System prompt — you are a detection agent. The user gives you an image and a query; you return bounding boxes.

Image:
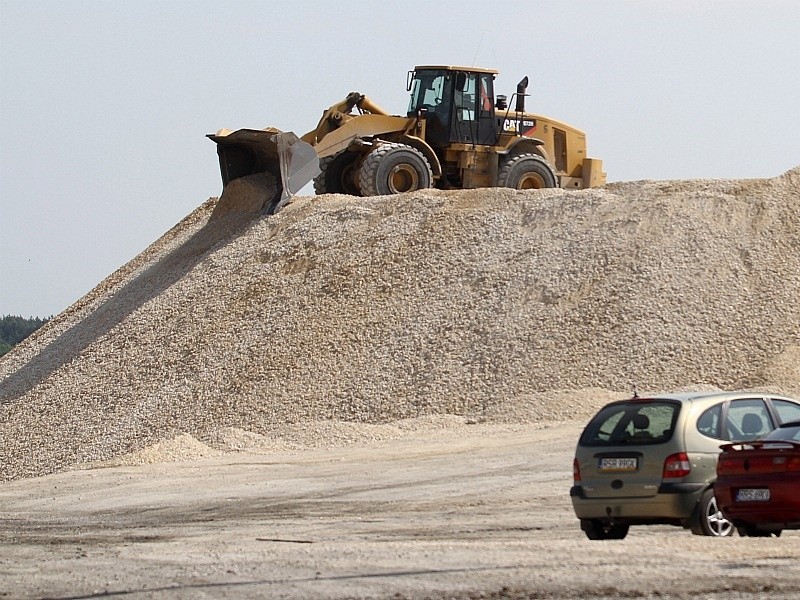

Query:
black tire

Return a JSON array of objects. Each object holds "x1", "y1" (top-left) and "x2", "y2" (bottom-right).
[
  {"x1": 580, "y1": 519, "x2": 629, "y2": 540},
  {"x1": 313, "y1": 151, "x2": 361, "y2": 196},
  {"x1": 497, "y1": 153, "x2": 557, "y2": 189},
  {"x1": 692, "y1": 489, "x2": 734, "y2": 537},
  {"x1": 737, "y1": 525, "x2": 780, "y2": 537},
  {"x1": 359, "y1": 142, "x2": 433, "y2": 196}
]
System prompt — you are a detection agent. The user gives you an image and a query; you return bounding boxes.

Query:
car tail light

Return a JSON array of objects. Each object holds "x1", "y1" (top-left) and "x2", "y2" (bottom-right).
[
  {"x1": 786, "y1": 456, "x2": 800, "y2": 471},
  {"x1": 717, "y1": 454, "x2": 736, "y2": 475},
  {"x1": 573, "y1": 457, "x2": 581, "y2": 482},
  {"x1": 663, "y1": 452, "x2": 691, "y2": 478}
]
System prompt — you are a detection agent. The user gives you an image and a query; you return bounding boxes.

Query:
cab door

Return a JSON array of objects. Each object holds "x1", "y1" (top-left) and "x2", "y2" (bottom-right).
[{"x1": 450, "y1": 72, "x2": 497, "y2": 146}]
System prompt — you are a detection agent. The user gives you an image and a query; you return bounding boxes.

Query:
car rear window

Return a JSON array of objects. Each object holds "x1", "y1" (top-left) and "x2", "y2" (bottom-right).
[{"x1": 579, "y1": 400, "x2": 680, "y2": 447}]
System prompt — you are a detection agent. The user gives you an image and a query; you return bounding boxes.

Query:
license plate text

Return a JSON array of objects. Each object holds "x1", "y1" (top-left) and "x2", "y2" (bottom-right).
[
  {"x1": 599, "y1": 457, "x2": 638, "y2": 471},
  {"x1": 736, "y1": 488, "x2": 770, "y2": 502}
]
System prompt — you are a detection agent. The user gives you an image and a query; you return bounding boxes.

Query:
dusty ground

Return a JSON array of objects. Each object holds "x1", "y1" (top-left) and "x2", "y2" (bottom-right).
[{"x1": 2, "y1": 422, "x2": 799, "y2": 600}]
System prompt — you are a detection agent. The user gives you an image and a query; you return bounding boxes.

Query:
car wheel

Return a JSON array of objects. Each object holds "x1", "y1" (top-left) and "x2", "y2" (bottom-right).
[
  {"x1": 580, "y1": 519, "x2": 629, "y2": 540},
  {"x1": 693, "y1": 489, "x2": 734, "y2": 536}
]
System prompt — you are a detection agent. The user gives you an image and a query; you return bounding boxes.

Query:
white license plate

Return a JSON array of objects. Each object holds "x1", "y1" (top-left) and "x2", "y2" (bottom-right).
[
  {"x1": 599, "y1": 457, "x2": 638, "y2": 472},
  {"x1": 736, "y1": 488, "x2": 770, "y2": 502}
]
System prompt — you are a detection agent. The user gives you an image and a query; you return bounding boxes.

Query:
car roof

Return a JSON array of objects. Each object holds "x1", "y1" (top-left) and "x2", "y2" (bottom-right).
[{"x1": 627, "y1": 391, "x2": 798, "y2": 405}]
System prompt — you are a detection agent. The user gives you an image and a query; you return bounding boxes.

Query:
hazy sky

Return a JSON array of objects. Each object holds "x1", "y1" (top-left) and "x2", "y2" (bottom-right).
[{"x1": 2, "y1": 0, "x2": 799, "y2": 318}]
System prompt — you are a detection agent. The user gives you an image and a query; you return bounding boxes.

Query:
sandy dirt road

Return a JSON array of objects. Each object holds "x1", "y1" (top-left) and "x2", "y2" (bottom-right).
[{"x1": 2, "y1": 422, "x2": 799, "y2": 599}]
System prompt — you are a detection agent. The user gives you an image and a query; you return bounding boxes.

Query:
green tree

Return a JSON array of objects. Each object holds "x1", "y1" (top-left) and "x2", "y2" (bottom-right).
[{"x1": 0, "y1": 315, "x2": 50, "y2": 357}]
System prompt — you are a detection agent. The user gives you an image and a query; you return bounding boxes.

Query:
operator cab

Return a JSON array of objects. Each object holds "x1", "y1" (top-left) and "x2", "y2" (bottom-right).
[{"x1": 407, "y1": 66, "x2": 499, "y2": 148}]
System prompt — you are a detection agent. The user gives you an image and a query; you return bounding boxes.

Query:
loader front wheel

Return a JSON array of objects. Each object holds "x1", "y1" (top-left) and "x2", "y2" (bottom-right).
[
  {"x1": 497, "y1": 153, "x2": 557, "y2": 190},
  {"x1": 359, "y1": 142, "x2": 433, "y2": 196},
  {"x1": 314, "y1": 151, "x2": 361, "y2": 196}
]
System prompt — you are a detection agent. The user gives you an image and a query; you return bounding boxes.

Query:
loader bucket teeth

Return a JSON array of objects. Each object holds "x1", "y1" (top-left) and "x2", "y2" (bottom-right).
[{"x1": 207, "y1": 128, "x2": 320, "y2": 214}]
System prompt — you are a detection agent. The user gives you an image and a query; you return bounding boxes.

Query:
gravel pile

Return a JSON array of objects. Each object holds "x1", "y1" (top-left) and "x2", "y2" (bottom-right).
[{"x1": 2, "y1": 168, "x2": 799, "y2": 481}]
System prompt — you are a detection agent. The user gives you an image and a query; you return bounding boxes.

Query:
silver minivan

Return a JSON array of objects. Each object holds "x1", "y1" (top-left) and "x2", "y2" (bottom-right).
[{"x1": 570, "y1": 390, "x2": 800, "y2": 540}]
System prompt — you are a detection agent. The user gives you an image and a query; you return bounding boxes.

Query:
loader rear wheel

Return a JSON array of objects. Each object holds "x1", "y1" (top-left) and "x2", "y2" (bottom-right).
[
  {"x1": 314, "y1": 151, "x2": 361, "y2": 196},
  {"x1": 359, "y1": 142, "x2": 433, "y2": 196},
  {"x1": 497, "y1": 153, "x2": 557, "y2": 190}
]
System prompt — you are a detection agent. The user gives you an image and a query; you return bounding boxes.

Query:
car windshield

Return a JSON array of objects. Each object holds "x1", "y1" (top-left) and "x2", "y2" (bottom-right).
[
  {"x1": 763, "y1": 423, "x2": 800, "y2": 442},
  {"x1": 579, "y1": 400, "x2": 680, "y2": 446}
]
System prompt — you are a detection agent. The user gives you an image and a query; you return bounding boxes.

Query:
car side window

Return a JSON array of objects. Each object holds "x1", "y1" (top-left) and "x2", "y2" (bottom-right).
[
  {"x1": 772, "y1": 399, "x2": 800, "y2": 424},
  {"x1": 725, "y1": 399, "x2": 773, "y2": 441},
  {"x1": 697, "y1": 403, "x2": 722, "y2": 438}
]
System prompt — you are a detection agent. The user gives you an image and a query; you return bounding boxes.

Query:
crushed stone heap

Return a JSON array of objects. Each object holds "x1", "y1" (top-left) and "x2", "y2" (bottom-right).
[{"x1": 2, "y1": 168, "x2": 799, "y2": 481}]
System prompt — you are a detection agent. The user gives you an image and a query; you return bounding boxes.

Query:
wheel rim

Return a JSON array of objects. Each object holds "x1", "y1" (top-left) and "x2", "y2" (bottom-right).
[
  {"x1": 706, "y1": 495, "x2": 733, "y2": 536},
  {"x1": 518, "y1": 172, "x2": 547, "y2": 189},
  {"x1": 388, "y1": 164, "x2": 419, "y2": 193}
]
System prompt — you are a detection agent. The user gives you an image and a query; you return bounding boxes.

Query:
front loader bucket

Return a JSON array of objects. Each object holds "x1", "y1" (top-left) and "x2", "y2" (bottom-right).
[{"x1": 207, "y1": 128, "x2": 320, "y2": 214}]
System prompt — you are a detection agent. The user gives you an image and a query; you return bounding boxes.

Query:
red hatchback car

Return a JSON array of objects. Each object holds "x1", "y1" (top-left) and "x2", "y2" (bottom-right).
[{"x1": 715, "y1": 420, "x2": 800, "y2": 537}]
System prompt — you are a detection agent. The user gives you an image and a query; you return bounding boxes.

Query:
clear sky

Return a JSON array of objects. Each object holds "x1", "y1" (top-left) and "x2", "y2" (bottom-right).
[{"x1": 1, "y1": 0, "x2": 799, "y2": 318}]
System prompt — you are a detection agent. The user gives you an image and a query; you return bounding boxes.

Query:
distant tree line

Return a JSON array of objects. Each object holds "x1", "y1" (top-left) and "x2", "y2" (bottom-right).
[{"x1": 0, "y1": 315, "x2": 50, "y2": 357}]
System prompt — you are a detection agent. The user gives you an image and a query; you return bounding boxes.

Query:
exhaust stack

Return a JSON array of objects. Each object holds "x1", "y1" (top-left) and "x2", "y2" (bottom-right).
[{"x1": 515, "y1": 76, "x2": 529, "y2": 113}]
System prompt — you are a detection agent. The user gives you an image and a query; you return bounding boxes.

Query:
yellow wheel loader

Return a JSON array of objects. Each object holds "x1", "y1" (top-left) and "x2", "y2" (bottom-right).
[{"x1": 208, "y1": 65, "x2": 606, "y2": 213}]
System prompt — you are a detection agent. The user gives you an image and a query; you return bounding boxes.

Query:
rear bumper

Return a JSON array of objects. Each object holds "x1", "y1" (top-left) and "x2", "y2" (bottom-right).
[
  {"x1": 716, "y1": 479, "x2": 800, "y2": 528},
  {"x1": 720, "y1": 505, "x2": 800, "y2": 527},
  {"x1": 731, "y1": 516, "x2": 800, "y2": 530},
  {"x1": 570, "y1": 483, "x2": 705, "y2": 523}
]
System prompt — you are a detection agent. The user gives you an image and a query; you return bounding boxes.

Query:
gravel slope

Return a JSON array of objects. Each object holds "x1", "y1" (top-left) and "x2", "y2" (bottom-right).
[{"x1": 1, "y1": 168, "x2": 799, "y2": 482}]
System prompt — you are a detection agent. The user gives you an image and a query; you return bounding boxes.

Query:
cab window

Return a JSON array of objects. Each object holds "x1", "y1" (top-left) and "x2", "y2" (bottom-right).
[
  {"x1": 453, "y1": 72, "x2": 476, "y2": 122},
  {"x1": 407, "y1": 70, "x2": 449, "y2": 114}
]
